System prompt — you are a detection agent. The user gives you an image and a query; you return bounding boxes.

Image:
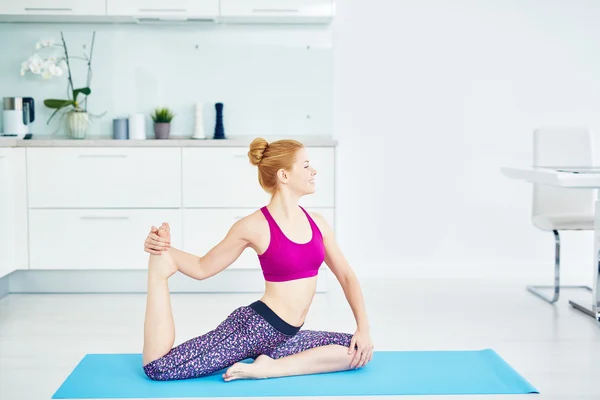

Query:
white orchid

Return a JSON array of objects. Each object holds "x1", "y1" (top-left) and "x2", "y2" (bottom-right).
[
  {"x1": 28, "y1": 53, "x2": 43, "y2": 74},
  {"x1": 48, "y1": 63, "x2": 63, "y2": 77},
  {"x1": 36, "y1": 39, "x2": 55, "y2": 49},
  {"x1": 20, "y1": 50, "x2": 65, "y2": 79},
  {"x1": 21, "y1": 31, "x2": 99, "y2": 127},
  {"x1": 20, "y1": 60, "x2": 28, "y2": 76}
]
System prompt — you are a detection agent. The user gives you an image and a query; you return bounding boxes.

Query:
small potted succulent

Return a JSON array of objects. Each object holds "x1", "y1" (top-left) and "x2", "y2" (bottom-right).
[{"x1": 151, "y1": 107, "x2": 175, "y2": 139}]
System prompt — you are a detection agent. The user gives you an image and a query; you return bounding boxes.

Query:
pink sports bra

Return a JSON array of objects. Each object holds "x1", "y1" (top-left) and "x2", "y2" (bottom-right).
[{"x1": 258, "y1": 205, "x2": 325, "y2": 282}]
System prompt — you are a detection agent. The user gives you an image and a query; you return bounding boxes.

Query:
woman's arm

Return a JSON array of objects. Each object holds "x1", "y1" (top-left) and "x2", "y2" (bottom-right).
[
  {"x1": 310, "y1": 213, "x2": 370, "y2": 331},
  {"x1": 144, "y1": 218, "x2": 253, "y2": 281},
  {"x1": 311, "y1": 212, "x2": 373, "y2": 368}
]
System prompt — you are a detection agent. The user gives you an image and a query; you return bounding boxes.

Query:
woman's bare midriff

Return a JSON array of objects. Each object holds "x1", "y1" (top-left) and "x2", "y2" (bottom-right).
[{"x1": 259, "y1": 276, "x2": 318, "y2": 327}]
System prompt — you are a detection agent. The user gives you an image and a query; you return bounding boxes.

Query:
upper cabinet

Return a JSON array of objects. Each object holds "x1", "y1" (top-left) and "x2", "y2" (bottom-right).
[
  {"x1": 106, "y1": 0, "x2": 220, "y2": 21},
  {"x1": 0, "y1": 0, "x2": 105, "y2": 15},
  {"x1": 219, "y1": 0, "x2": 334, "y2": 23},
  {"x1": 0, "y1": 0, "x2": 334, "y2": 24}
]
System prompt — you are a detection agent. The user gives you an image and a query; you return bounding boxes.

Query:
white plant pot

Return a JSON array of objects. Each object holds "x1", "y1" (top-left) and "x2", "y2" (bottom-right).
[{"x1": 67, "y1": 110, "x2": 89, "y2": 139}]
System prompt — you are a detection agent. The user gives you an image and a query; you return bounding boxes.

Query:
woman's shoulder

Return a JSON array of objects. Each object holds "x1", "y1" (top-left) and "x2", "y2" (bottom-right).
[
  {"x1": 306, "y1": 210, "x2": 333, "y2": 239},
  {"x1": 231, "y1": 209, "x2": 269, "y2": 241}
]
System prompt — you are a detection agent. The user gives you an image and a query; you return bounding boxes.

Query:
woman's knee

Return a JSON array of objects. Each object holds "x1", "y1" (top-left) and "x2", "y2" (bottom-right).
[
  {"x1": 143, "y1": 362, "x2": 169, "y2": 381},
  {"x1": 142, "y1": 353, "x2": 177, "y2": 381}
]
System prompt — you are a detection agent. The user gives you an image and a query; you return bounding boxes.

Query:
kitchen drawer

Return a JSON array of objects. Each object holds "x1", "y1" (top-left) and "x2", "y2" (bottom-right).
[
  {"x1": 27, "y1": 148, "x2": 181, "y2": 208},
  {"x1": 182, "y1": 147, "x2": 334, "y2": 208},
  {"x1": 182, "y1": 208, "x2": 334, "y2": 271},
  {"x1": 28, "y1": 209, "x2": 182, "y2": 270}
]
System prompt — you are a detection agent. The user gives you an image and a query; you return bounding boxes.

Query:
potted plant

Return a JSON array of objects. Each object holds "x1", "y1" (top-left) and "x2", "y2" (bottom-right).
[
  {"x1": 151, "y1": 107, "x2": 175, "y2": 139},
  {"x1": 21, "y1": 31, "x2": 102, "y2": 139}
]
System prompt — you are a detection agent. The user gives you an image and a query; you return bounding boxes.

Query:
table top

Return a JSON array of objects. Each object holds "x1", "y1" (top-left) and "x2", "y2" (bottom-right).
[{"x1": 501, "y1": 166, "x2": 600, "y2": 188}]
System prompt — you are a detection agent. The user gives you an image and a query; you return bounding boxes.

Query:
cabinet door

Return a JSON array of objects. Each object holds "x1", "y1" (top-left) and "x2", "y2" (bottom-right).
[
  {"x1": 0, "y1": 149, "x2": 16, "y2": 278},
  {"x1": 182, "y1": 147, "x2": 334, "y2": 208},
  {"x1": 107, "y1": 0, "x2": 219, "y2": 18},
  {"x1": 182, "y1": 147, "x2": 270, "y2": 209},
  {"x1": 219, "y1": 0, "x2": 334, "y2": 22},
  {"x1": 28, "y1": 209, "x2": 182, "y2": 270},
  {"x1": 11, "y1": 149, "x2": 29, "y2": 271},
  {"x1": 27, "y1": 148, "x2": 181, "y2": 209},
  {"x1": 0, "y1": 0, "x2": 106, "y2": 15}
]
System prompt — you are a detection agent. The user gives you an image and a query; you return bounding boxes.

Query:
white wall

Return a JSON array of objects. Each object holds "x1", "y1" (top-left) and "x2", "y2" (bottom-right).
[
  {"x1": 0, "y1": 23, "x2": 333, "y2": 138},
  {"x1": 332, "y1": 0, "x2": 600, "y2": 283},
  {"x1": 3, "y1": 1, "x2": 600, "y2": 285}
]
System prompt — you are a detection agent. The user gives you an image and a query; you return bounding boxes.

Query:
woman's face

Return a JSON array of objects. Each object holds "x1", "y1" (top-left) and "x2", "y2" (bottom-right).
[{"x1": 280, "y1": 147, "x2": 317, "y2": 196}]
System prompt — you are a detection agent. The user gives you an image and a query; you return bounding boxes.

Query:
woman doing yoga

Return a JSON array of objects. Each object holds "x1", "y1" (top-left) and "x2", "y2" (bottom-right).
[{"x1": 141, "y1": 137, "x2": 373, "y2": 382}]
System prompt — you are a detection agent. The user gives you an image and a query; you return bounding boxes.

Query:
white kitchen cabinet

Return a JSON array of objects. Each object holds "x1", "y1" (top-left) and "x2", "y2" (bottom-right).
[
  {"x1": 12, "y1": 149, "x2": 29, "y2": 272},
  {"x1": 1, "y1": 139, "x2": 337, "y2": 294},
  {"x1": 182, "y1": 147, "x2": 270, "y2": 209},
  {"x1": 182, "y1": 147, "x2": 335, "y2": 208},
  {"x1": 27, "y1": 148, "x2": 181, "y2": 209},
  {"x1": 28, "y1": 209, "x2": 182, "y2": 270},
  {"x1": 182, "y1": 207, "x2": 334, "y2": 271},
  {"x1": 219, "y1": 0, "x2": 334, "y2": 23},
  {"x1": 0, "y1": 149, "x2": 16, "y2": 279},
  {"x1": 0, "y1": 0, "x2": 106, "y2": 15},
  {"x1": 107, "y1": 0, "x2": 219, "y2": 19}
]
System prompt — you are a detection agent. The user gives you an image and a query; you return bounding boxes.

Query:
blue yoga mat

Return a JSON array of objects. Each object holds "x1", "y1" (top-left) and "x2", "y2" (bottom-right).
[{"x1": 52, "y1": 349, "x2": 538, "y2": 398}]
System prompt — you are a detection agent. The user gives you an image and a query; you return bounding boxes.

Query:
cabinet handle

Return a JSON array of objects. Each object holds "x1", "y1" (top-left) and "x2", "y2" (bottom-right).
[
  {"x1": 24, "y1": 7, "x2": 73, "y2": 12},
  {"x1": 139, "y1": 8, "x2": 187, "y2": 12},
  {"x1": 80, "y1": 216, "x2": 130, "y2": 220},
  {"x1": 79, "y1": 154, "x2": 128, "y2": 158},
  {"x1": 252, "y1": 8, "x2": 300, "y2": 13}
]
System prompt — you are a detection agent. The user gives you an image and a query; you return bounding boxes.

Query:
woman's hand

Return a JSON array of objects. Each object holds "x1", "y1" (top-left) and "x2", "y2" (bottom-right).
[
  {"x1": 348, "y1": 327, "x2": 374, "y2": 369},
  {"x1": 144, "y1": 223, "x2": 171, "y2": 255}
]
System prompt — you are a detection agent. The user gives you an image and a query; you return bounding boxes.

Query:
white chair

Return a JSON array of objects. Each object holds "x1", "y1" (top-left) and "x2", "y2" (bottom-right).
[{"x1": 530, "y1": 127, "x2": 594, "y2": 303}]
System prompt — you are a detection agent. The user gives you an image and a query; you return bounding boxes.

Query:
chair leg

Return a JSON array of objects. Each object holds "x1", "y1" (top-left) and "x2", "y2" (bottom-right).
[{"x1": 526, "y1": 230, "x2": 592, "y2": 304}]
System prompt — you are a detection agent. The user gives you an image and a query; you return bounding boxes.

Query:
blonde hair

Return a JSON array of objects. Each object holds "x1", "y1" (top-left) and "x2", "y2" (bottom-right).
[{"x1": 248, "y1": 137, "x2": 304, "y2": 195}]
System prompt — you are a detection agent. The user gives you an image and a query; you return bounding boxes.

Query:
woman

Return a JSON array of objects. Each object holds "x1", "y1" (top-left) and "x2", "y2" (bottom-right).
[{"x1": 142, "y1": 137, "x2": 373, "y2": 382}]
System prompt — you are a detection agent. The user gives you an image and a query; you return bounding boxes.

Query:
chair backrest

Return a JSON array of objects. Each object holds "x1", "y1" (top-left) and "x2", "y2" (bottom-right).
[{"x1": 532, "y1": 127, "x2": 596, "y2": 218}]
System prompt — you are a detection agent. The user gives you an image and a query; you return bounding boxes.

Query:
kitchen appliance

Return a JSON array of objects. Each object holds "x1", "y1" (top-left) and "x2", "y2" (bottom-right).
[{"x1": 2, "y1": 97, "x2": 35, "y2": 137}]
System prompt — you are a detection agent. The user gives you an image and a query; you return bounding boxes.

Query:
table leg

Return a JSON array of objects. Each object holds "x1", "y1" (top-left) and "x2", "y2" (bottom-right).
[{"x1": 568, "y1": 198, "x2": 600, "y2": 324}]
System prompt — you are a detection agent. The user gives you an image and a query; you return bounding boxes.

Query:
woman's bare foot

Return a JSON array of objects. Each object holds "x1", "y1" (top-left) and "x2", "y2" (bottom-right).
[
  {"x1": 148, "y1": 223, "x2": 177, "y2": 280},
  {"x1": 222, "y1": 354, "x2": 274, "y2": 382}
]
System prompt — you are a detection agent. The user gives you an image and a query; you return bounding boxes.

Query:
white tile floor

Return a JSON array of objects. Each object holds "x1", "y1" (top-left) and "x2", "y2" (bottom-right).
[{"x1": 0, "y1": 278, "x2": 599, "y2": 400}]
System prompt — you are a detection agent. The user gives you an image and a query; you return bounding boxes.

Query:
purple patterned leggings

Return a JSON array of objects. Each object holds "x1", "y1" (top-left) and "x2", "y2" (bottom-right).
[{"x1": 143, "y1": 301, "x2": 353, "y2": 381}]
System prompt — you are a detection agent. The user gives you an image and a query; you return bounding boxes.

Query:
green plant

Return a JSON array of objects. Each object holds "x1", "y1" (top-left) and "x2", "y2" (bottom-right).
[
  {"x1": 40, "y1": 31, "x2": 96, "y2": 124},
  {"x1": 151, "y1": 107, "x2": 175, "y2": 123}
]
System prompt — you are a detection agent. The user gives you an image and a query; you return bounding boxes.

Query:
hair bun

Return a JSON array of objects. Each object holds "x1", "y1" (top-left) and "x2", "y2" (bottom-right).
[{"x1": 248, "y1": 137, "x2": 269, "y2": 166}]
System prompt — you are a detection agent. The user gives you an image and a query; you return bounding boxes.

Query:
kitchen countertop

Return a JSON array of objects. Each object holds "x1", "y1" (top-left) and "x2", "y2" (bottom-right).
[{"x1": 0, "y1": 135, "x2": 337, "y2": 147}]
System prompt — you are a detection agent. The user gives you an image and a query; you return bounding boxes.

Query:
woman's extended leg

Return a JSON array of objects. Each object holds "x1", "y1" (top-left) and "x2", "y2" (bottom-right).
[
  {"x1": 142, "y1": 226, "x2": 178, "y2": 366},
  {"x1": 223, "y1": 330, "x2": 355, "y2": 381}
]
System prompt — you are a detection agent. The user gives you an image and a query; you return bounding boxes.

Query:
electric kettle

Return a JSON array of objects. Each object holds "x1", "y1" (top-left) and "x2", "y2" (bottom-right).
[{"x1": 2, "y1": 97, "x2": 35, "y2": 136}]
